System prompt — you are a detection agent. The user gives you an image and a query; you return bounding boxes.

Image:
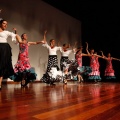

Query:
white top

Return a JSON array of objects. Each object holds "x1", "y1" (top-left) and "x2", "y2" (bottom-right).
[
  {"x1": 0, "y1": 30, "x2": 16, "y2": 43},
  {"x1": 60, "y1": 47, "x2": 72, "y2": 57},
  {"x1": 42, "y1": 43, "x2": 61, "y2": 55}
]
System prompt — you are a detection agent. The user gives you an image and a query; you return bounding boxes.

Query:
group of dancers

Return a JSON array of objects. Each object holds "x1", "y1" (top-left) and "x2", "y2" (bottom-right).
[
  {"x1": 0, "y1": 10, "x2": 120, "y2": 90},
  {"x1": 39, "y1": 31, "x2": 120, "y2": 85}
]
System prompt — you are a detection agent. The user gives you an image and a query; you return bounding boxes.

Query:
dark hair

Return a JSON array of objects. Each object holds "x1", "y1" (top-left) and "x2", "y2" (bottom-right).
[
  {"x1": 21, "y1": 33, "x2": 26, "y2": 39},
  {"x1": 0, "y1": 19, "x2": 6, "y2": 25},
  {"x1": 76, "y1": 49, "x2": 81, "y2": 55},
  {"x1": 49, "y1": 39, "x2": 54, "y2": 45},
  {"x1": 63, "y1": 44, "x2": 66, "y2": 47}
]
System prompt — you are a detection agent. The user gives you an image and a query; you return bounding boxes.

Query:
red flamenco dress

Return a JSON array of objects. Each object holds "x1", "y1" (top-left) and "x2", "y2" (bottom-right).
[
  {"x1": 104, "y1": 57, "x2": 116, "y2": 79},
  {"x1": 88, "y1": 55, "x2": 101, "y2": 81},
  {"x1": 9, "y1": 43, "x2": 37, "y2": 83}
]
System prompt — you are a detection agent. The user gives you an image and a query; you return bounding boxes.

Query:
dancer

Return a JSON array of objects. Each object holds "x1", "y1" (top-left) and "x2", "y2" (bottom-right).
[
  {"x1": 74, "y1": 46, "x2": 92, "y2": 82},
  {"x1": 9, "y1": 29, "x2": 45, "y2": 87},
  {"x1": 86, "y1": 42, "x2": 103, "y2": 82},
  {"x1": 60, "y1": 43, "x2": 76, "y2": 84},
  {"x1": 0, "y1": 19, "x2": 23, "y2": 90},
  {"x1": 60, "y1": 43, "x2": 73, "y2": 71},
  {"x1": 41, "y1": 31, "x2": 61, "y2": 85},
  {"x1": 101, "y1": 51, "x2": 120, "y2": 80}
]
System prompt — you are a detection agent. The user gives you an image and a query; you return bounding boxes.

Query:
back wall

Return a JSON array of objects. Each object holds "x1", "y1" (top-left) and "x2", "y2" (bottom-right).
[{"x1": 1, "y1": 0, "x2": 81, "y2": 80}]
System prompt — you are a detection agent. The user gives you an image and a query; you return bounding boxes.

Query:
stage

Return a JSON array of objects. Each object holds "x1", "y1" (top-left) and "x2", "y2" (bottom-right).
[{"x1": 0, "y1": 81, "x2": 120, "y2": 120}]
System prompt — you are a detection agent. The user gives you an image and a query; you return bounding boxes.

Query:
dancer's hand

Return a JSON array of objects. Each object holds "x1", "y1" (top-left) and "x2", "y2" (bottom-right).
[
  {"x1": 41, "y1": 40, "x2": 46, "y2": 44},
  {"x1": 13, "y1": 28, "x2": 17, "y2": 31},
  {"x1": 44, "y1": 30, "x2": 47, "y2": 34}
]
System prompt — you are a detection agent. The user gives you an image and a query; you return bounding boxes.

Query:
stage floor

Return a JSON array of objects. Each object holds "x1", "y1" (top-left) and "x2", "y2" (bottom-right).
[{"x1": 0, "y1": 81, "x2": 120, "y2": 120}]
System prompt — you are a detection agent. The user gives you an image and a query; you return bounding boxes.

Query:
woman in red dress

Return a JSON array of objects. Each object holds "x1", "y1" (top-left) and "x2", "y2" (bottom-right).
[
  {"x1": 86, "y1": 42, "x2": 103, "y2": 82},
  {"x1": 9, "y1": 30, "x2": 45, "y2": 87},
  {"x1": 101, "y1": 51, "x2": 120, "y2": 80},
  {"x1": 74, "y1": 47, "x2": 92, "y2": 82}
]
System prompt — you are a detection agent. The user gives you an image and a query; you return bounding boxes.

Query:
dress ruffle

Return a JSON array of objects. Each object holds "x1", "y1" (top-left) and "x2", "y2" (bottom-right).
[
  {"x1": 105, "y1": 76, "x2": 116, "y2": 79},
  {"x1": 9, "y1": 68, "x2": 37, "y2": 82},
  {"x1": 88, "y1": 75, "x2": 101, "y2": 80},
  {"x1": 77, "y1": 66, "x2": 92, "y2": 75}
]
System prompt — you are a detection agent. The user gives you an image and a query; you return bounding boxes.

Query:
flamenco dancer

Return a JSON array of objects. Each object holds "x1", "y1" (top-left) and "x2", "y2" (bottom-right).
[
  {"x1": 9, "y1": 29, "x2": 45, "y2": 87},
  {"x1": 41, "y1": 31, "x2": 61, "y2": 85},
  {"x1": 74, "y1": 46, "x2": 92, "y2": 82},
  {"x1": 60, "y1": 43, "x2": 76, "y2": 84},
  {"x1": 101, "y1": 51, "x2": 120, "y2": 81},
  {"x1": 60, "y1": 43, "x2": 74, "y2": 71},
  {"x1": 0, "y1": 18, "x2": 24, "y2": 90},
  {"x1": 86, "y1": 42, "x2": 103, "y2": 82}
]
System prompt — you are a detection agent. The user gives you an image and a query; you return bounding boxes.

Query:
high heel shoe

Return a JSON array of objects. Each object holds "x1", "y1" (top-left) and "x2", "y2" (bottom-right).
[
  {"x1": 50, "y1": 81, "x2": 56, "y2": 85},
  {"x1": 24, "y1": 79, "x2": 29, "y2": 87},
  {"x1": 64, "y1": 79, "x2": 67, "y2": 84},
  {"x1": 21, "y1": 80, "x2": 26, "y2": 87}
]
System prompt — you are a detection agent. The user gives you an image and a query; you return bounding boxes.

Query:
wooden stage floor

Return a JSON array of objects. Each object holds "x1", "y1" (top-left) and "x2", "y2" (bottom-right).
[{"x1": 0, "y1": 81, "x2": 120, "y2": 120}]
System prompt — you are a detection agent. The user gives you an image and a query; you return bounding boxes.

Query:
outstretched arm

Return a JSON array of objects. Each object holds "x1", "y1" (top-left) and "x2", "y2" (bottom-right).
[
  {"x1": 112, "y1": 57, "x2": 120, "y2": 61},
  {"x1": 82, "y1": 53, "x2": 89, "y2": 56},
  {"x1": 28, "y1": 41, "x2": 45, "y2": 45},
  {"x1": 29, "y1": 30, "x2": 47, "y2": 45}
]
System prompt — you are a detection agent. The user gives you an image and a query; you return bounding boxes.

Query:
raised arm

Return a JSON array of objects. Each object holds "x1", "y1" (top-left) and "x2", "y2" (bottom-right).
[
  {"x1": 72, "y1": 41, "x2": 77, "y2": 49},
  {"x1": 57, "y1": 38, "x2": 63, "y2": 47},
  {"x1": 12, "y1": 28, "x2": 25, "y2": 44},
  {"x1": 43, "y1": 30, "x2": 47, "y2": 43},
  {"x1": 100, "y1": 51, "x2": 104, "y2": 57},
  {"x1": 100, "y1": 51, "x2": 107, "y2": 59},
  {"x1": 86, "y1": 42, "x2": 90, "y2": 55},
  {"x1": 13, "y1": 28, "x2": 17, "y2": 34},
  {"x1": 12, "y1": 28, "x2": 23, "y2": 43},
  {"x1": 71, "y1": 41, "x2": 78, "y2": 53}
]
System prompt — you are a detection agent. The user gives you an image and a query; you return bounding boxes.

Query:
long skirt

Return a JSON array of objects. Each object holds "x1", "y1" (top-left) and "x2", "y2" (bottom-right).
[
  {"x1": 60, "y1": 56, "x2": 69, "y2": 71},
  {"x1": 46, "y1": 55, "x2": 59, "y2": 72},
  {"x1": 41, "y1": 55, "x2": 59, "y2": 83},
  {"x1": 0, "y1": 43, "x2": 14, "y2": 78}
]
